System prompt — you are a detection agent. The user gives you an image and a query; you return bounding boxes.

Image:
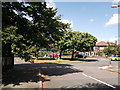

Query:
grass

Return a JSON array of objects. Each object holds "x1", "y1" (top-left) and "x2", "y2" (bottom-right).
[
  {"x1": 34, "y1": 59, "x2": 85, "y2": 63},
  {"x1": 17, "y1": 58, "x2": 85, "y2": 63}
]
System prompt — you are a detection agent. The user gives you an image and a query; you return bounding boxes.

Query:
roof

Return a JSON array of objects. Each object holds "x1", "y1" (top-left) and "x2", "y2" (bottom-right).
[
  {"x1": 96, "y1": 41, "x2": 108, "y2": 46},
  {"x1": 96, "y1": 41, "x2": 116, "y2": 46}
]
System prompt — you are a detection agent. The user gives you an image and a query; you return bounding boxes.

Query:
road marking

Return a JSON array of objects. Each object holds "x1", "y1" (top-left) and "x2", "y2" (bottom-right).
[{"x1": 82, "y1": 73, "x2": 116, "y2": 88}]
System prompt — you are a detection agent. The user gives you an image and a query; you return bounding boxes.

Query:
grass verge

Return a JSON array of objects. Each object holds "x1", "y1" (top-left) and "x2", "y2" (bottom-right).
[
  {"x1": 17, "y1": 58, "x2": 85, "y2": 63},
  {"x1": 34, "y1": 59, "x2": 85, "y2": 63}
]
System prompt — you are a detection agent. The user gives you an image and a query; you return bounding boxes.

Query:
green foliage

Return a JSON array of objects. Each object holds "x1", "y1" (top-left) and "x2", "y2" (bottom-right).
[
  {"x1": 103, "y1": 46, "x2": 114, "y2": 56},
  {"x1": 2, "y1": 2, "x2": 69, "y2": 61},
  {"x1": 114, "y1": 45, "x2": 120, "y2": 55},
  {"x1": 97, "y1": 52, "x2": 104, "y2": 56},
  {"x1": 81, "y1": 32, "x2": 97, "y2": 51},
  {"x1": 37, "y1": 51, "x2": 52, "y2": 57},
  {"x1": 28, "y1": 59, "x2": 34, "y2": 63},
  {"x1": 55, "y1": 31, "x2": 97, "y2": 59},
  {"x1": 103, "y1": 45, "x2": 120, "y2": 56}
]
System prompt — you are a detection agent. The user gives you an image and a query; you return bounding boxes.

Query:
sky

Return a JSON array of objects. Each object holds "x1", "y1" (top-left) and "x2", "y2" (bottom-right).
[{"x1": 46, "y1": 0, "x2": 119, "y2": 43}]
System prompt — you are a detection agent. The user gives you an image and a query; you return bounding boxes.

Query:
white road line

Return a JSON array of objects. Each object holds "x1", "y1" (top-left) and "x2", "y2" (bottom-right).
[{"x1": 82, "y1": 73, "x2": 116, "y2": 88}]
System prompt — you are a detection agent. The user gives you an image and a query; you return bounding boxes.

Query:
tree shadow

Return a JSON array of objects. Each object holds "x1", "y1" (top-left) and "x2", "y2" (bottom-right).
[
  {"x1": 2, "y1": 63, "x2": 82, "y2": 87},
  {"x1": 2, "y1": 63, "x2": 40, "y2": 86},
  {"x1": 36, "y1": 57, "x2": 98, "y2": 62},
  {"x1": 81, "y1": 59, "x2": 98, "y2": 62},
  {"x1": 61, "y1": 83, "x2": 119, "y2": 90},
  {"x1": 61, "y1": 58, "x2": 98, "y2": 62},
  {"x1": 37, "y1": 58, "x2": 54, "y2": 60},
  {"x1": 36, "y1": 63, "x2": 83, "y2": 76}
]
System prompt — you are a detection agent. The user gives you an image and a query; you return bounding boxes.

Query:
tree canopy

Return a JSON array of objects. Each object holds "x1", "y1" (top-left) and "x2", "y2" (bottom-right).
[
  {"x1": 55, "y1": 30, "x2": 97, "y2": 59},
  {"x1": 2, "y1": 2, "x2": 70, "y2": 61},
  {"x1": 103, "y1": 44, "x2": 120, "y2": 56}
]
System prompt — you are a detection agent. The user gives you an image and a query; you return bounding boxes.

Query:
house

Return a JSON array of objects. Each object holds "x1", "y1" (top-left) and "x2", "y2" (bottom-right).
[
  {"x1": 93, "y1": 41, "x2": 116, "y2": 56},
  {"x1": 94, "y1": 41, "x2": 116, "y2": 51},
  {"x1": 94, "y1": 41, "x2": 108, "y2": 51},
  {"x1": 83, "y1": 41, "x2": 116, "y2": 56}
]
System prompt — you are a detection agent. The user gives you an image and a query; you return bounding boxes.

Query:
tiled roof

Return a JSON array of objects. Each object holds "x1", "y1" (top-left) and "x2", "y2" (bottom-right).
[
  {"x1": 96, "y1": 41, "x2": 116, "y2": 46},
  {"x1": 96, "y1": 41, "x2": 108, "y2": 46}
]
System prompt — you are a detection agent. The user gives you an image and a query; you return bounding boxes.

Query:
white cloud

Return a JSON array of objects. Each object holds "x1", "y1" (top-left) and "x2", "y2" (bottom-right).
[
  {"x1": 59, "y1": 19, "x2": 73, "y2": 28},
  {"x1": 45, "y1": 0, "x2": 56, "y2": 9},
  {"x1": 113, "y1": 0, "x2": 120, "y2": 3},
  {"x1": 90, "y1": 19, "x2": 94, "y2": 22},
  {"x1": 105, "y1": 14, "x2": 119, "y2": 26}
]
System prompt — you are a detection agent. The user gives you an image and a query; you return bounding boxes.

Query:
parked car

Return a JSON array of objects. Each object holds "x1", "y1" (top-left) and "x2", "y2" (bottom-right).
[
  {"x1": 52, "y1": 53, "x2": 59, "y2": 59},
  {"x1": 75, "y1": 54, "x2": 87, "y2": 58},
  {"x1": 109, "y1": 55, "x2": 120, "y2": 61}
]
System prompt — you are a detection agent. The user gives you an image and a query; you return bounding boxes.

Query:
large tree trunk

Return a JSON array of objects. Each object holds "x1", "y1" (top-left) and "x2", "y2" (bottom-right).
[
  {"x1": 59, "y1": 50, "x2": 63, "y2": 59},
  {"x1": 2, "y1": 43, "x2": 14, "y2": 72},
  {"x1": 52, "y1": 52, "x2": 54, "y2": 59},
  {"x1": 90, "y1": 47, "x2": 92, "y2": 56},
  {"x1": 35, "y1": 46, "x2": 39, "y2": 59}
]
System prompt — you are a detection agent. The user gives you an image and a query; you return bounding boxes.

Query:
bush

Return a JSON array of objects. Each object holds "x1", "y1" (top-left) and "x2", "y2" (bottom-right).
[
  {"x1": 97, "y1": 52, "x2": 104, "y2": 56},
  {"x1": 63, "y1": 53, "x2": 72, "y2": 55},
  {"x1": 28, "y1": 59, "x2": 34, "y2": 63}
]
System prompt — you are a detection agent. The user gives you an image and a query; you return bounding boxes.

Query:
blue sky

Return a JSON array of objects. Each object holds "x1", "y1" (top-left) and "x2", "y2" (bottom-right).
[{"x1": 52, "y1": 2, "x2": 118, "y2": 43}]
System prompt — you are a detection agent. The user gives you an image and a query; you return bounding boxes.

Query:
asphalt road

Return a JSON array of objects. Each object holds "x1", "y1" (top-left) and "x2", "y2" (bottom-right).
[
  {"x1": 41, "y1": 58, "x2": 119, "y2": 89},
  {"x1": 8, "y1": 57, "x2": 119, "y2": 89}
]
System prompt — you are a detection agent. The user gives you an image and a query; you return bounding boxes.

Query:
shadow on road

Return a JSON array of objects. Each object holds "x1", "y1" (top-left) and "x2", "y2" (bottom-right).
[
  {"x1": 37, "y1": 58, "x2": 54, "y2": 60},
  {"x1": 2, "y1": 63, "x2": 82, "y2": 87},
  {"x1": 61, "y1": 83, "x2": 119, "y2": 90},
  {"x1": 83, "y1": 59, "x2": 98, "y2": 62},
  {"x1": 2, "y1": 63, "x2": 40, "y2": 87},
  {"x1": 37, "y1": 58, "x2": 98, "y2": 62},
  {"x1": 61, "y1": 58, "x2": 98, "y2": 62},
  {"x1": 36, "y1": 63, "x2": 83, "y2": 76}
]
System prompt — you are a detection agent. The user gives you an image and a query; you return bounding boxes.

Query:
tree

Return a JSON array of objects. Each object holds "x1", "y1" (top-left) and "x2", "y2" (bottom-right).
[
  {"x1": 80, "y1": 33, "x2": 97, "y2": 54},
  {"x1": 54, "y1": 30, "x2": 72, "y2": 58},
  {"x1": 55, "y1": 31, "x2": 97, "y2": 59},
  {"x1": 2, "y1": 2, "x2": 69, "y2": 61},
  {"x1": 103, "y1": 44, "x2": 120, "y2": 56},
  {"x1": 114, "y1": 45, "x2": 120, "y2": 55},
  {"x1": 103, "y1": 46, "x2": 114, "y2": 56}
]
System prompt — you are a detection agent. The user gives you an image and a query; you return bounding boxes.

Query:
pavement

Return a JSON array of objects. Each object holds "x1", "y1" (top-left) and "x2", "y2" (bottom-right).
[
  {"x1": 98, "y1": 58, "x2": 119, "y2": 73},
  {"x1": 2, "y1": 59, "x2": 42, "y2": 90},
  {"x1": 86, "y1": 57, "x2": 119, "y2": 73},
  {"x1": 99, "y1": 65, "x2": 119, "y2": 73}
]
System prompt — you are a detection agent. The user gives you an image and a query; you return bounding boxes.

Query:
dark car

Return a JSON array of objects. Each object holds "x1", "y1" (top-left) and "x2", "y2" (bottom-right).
[{"x1": 75, "y1": 54, "x2": 87, "y2": 58}]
